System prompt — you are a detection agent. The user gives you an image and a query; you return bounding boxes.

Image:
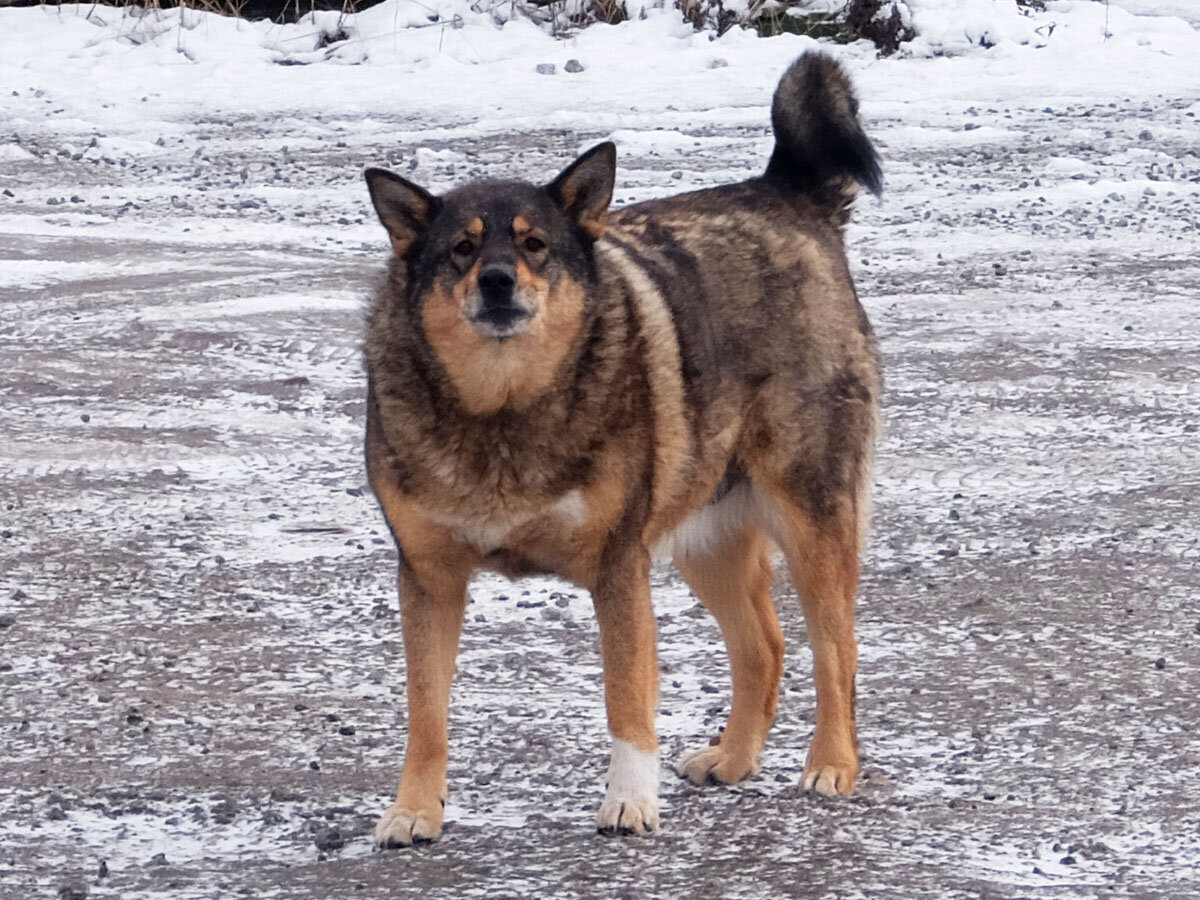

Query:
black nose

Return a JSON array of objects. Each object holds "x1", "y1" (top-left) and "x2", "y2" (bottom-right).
[{"x1": 478, "y1": 265, "x2": 516, "y2": 307}]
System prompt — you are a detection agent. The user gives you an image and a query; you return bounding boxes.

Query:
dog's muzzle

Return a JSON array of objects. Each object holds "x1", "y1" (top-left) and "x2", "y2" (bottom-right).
[{"x1": 470, "y1": 264, "x2": 533, "y2": 339}]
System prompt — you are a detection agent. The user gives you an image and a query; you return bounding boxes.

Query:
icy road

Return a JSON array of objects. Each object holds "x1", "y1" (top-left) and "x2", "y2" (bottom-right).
[{"x1": 1, "y1": 2, "x2": 1199, "y2": 897}]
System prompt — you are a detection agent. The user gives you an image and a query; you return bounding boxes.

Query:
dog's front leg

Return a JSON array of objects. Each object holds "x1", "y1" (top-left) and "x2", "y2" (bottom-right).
[
  {"x1": 591, "y1": 545, "x2": 661, "y2": 835},
  {"x1": 375, "y1": 563, "x2": 470, "y2": 847}
]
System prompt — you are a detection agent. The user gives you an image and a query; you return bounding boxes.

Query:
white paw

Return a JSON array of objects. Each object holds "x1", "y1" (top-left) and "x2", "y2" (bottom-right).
[
  {"x1": 597, "y1": 793, "x2": 660, "y2": 835},
  {"x1": 374, "y1": 803, "x2": 442, "y2": 848},
  {"x1": 596, "y1": 739, "x2": 660, "y2": 835}
]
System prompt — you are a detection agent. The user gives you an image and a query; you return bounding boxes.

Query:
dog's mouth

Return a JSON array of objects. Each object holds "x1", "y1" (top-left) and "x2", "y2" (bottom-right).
[{"x1": 469, "y1": 304, "x2": 534, "y2": 340}]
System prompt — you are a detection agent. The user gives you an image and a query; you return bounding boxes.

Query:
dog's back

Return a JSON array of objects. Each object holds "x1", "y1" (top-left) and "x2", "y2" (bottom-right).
[{"x1": 594, "y1": 54, "x2": 882, "y2": 552}]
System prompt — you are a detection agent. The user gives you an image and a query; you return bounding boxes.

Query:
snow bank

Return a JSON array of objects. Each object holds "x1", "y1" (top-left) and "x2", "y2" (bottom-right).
[
  {"x1": 1, "y1": 0, "x2": 1196, "y2": 73},
  {"x1": 0, "y1": 0, "x2": 1196, "y2": 168}
]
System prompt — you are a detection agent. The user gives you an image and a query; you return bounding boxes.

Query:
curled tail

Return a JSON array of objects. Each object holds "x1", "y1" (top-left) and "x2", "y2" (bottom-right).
[{"x1": 764, "y1": 53, "x2": 881, "y2": 226}]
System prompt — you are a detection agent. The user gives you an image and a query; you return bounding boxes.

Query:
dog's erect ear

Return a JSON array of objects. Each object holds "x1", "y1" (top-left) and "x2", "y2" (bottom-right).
[
  {"x1": 546, "y1": 142, "x2": 616, "y2": 241},
  {"x1": 364, "y1": 167, "x2": 439, "y2": 257}
]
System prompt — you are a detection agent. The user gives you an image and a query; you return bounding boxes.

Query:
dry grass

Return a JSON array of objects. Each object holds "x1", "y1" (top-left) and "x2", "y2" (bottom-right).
[
  {"x1": 23, "y1": 0, "x2": 367, "y2": 23},
  {"x1": 14, "y1": 0, "x2": 919, "y2": 51}
]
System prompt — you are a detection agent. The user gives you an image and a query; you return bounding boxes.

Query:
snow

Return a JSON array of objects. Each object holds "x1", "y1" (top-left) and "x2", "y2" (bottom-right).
[{"x1": 1, "y1": 0, "x2": 1197, "y2": 138}]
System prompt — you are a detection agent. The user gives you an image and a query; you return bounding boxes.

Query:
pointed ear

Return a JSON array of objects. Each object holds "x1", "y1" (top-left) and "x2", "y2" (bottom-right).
[
  {"x1": 546, "y1": 142, "x2": 616, "y2": 240},
  {"x1": 364, "y1": 167, "x2": 439, "y2": 257}
]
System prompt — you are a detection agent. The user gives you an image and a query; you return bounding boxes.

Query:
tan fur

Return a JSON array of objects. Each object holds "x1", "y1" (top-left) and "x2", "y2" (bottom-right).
[
  {"x1": 366, "y1": 447, "x2": 478, "y2": 839},
  {"x1": 675, "y1": 525, "x2": 783, "y2": 784},
  {"x1": 593, "y1": 549, "x2": 659, "y2": 753},
  {"x1": 766, "y1": 486, "x2": 861, "y2": 795},
  {"x1": 421, "y1": 265, "x2": 585, "y2": 416},
  {"x1": 598, "y1": 243, "x2": 692, "y2": 528}
]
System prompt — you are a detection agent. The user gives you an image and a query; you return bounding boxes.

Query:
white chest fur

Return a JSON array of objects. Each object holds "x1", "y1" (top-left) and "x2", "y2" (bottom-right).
[{"x1": 437, "y1": 489, "x2": 588, "y2": 554}]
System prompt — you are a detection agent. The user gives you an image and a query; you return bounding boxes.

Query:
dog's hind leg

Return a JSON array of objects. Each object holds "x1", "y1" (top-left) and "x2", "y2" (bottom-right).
[
  {"x1": 673, "y1": 521, "x2": 784, "y2": 785},
  {"x1": 764, "y1": 489, "x2": 862, "y2": 797}
]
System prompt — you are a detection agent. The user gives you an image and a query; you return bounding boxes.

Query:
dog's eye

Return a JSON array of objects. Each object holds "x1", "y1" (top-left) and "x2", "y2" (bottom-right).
[
  {"x1": 523, "y1": 236, "x2": 546, "y2": 254},
  {"x1": 453, "y1": 240, "x2": 474, "y2": 257}
]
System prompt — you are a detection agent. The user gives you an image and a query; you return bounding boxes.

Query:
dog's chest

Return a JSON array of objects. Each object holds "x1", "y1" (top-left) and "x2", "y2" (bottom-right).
[{"x1": 432, "y1": 489, "x2": 588, "y2": 555}]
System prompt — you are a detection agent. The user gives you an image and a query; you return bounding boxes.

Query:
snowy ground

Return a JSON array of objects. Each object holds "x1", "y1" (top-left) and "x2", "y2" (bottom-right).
[{"x1": 2, "y1": 1, "x2": 1200, "y2": 898}]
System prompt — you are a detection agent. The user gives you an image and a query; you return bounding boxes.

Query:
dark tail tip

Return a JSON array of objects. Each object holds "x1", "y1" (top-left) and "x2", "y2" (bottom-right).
[{"x1": 764, "y1": 53, "x2": 882, "y2": 208}]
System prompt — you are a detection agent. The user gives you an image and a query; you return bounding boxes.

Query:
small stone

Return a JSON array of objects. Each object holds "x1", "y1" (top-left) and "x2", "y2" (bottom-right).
[
  {"x1": 313, "y1": 827, "x2": 344, "y2": 852},
  {"x1": 670, "y1": 171, "x2": 683, "y2": 180},
  {"x1": 147, "y1": 852, "x2": 168, "y2": 866},
  {"x1": 0, "y1": 614, "x2": 15, "y2": 628},
  {"x1": 80, "y1": 414, "x2": 90, "y2": 423},
  {"x1": 1138, "y1": 130, "x2": 1153, "y2": 141},
  {"x1": 47, "y1": 807, "x2": 67, "y2": 821},
  {"x1": 564, "y1": 58, "x2": 584, "y2": 73},
  {"x1": 1061, "y1": 855, "x2": 1077, "y2": 865},
  {"x1": 709, "y1": 58, "x2": 728, "y2": 69},
  {"x1": 338, "y1": 725, "x2": 356, "y2": 736},
  {"x1": 97, "y1": 861, "x2": 108, "y2": 879},
  {"x1": 992, "y1": 263, "x2": 1007, "y2": 276},
  {"x1": 58, "y1": 884, "x2": 88, "y2": 900},
  {"x1": 212, "y1": 796, "x2": 238, "y2": 824},
  {"x1": 1154, "y1": 657, "x2": 1166, "y2": 669},
  {"x1": 700, "y1": 683, "x2": 719, "y2": 694},
  {"x1": 535, "y1": 63, "x2": 556, "y2": 75}
]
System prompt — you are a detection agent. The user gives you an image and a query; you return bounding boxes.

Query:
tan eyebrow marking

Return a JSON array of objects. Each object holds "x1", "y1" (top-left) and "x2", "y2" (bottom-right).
[
  {"x1": 465, "y1": 217, "x2": 484, "y2": 238},
  {"x1": 512, "y1": 215, "x2": 533, "y2": 236}
]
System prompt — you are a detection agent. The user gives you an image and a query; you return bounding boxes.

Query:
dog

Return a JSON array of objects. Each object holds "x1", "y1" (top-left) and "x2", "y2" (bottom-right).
[{"x1": 361, "y1": 51, "x2": 881, "y2": 845}]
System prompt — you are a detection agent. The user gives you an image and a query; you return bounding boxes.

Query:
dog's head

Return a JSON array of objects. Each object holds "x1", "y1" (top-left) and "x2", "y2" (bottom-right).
[
  {"x1": 365, "y1": 142, "x2": 615, "y2": 342},
  {"x1": 364, "y1": 143, "x2": 616, "y2": 415}
]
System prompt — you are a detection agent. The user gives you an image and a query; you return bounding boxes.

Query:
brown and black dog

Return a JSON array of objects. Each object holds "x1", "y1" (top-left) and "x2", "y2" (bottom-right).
[{"x1": 362, "y1": 52, "x2": 882, "y2": 845}]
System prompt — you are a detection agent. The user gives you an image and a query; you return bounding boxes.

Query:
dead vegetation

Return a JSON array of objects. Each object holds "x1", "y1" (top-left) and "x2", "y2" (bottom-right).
[{"x1": 11, "y1": 0, "x2": 921, "y2": 51}]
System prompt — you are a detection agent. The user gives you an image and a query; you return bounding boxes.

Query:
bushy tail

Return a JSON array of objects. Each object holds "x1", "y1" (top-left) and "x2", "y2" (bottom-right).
[{"x1": 764, "y1": 53, "x2": 882, "y2": 226}]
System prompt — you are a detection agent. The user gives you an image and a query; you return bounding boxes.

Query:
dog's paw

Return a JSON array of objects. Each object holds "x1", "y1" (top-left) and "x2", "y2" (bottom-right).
[
  {"x1": 676, "y1": 744, "x2": 758, "y2": 786},
  {"x1": 801, "y1": 761, "x2": 858, "y2": 797},
  {"x1": 374, "y1": 803, "x2": 443, "y2": 848},
  {"x1": 596, "y1": 793, "x2": 659, "y2": 836},
  {"x1": 596, "y1": 739, "x2": 660, "y2": 836}
]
